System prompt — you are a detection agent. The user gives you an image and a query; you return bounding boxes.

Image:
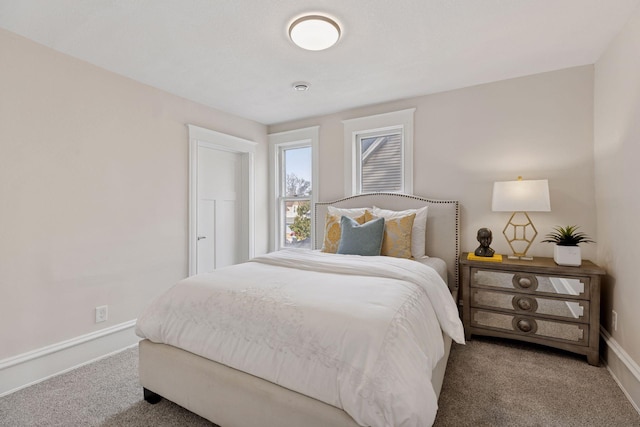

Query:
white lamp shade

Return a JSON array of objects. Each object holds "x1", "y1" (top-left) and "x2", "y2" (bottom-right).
[{"x1": 492, "y1": 179, "x2": 551, "y2": 212}]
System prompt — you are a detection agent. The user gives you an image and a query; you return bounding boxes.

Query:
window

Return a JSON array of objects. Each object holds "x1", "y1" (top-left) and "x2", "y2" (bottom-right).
[
  {"x1": 269, "y1": 127, "x2": 318, "y2": 251},
  {"x1": 343, "y1": 109, "x2": 415, "y2": 195},
  {"x1": 357, "y1": 130, "x2": 403, "y2": 193},
  {"x1": 280, "y1": 146, "x2": 311, "y2": 249}
]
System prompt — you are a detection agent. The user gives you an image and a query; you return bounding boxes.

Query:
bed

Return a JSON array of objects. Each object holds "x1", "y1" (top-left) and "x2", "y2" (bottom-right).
[{"x1": 136, "y1": 192, "x2": 462, "y2": 427}]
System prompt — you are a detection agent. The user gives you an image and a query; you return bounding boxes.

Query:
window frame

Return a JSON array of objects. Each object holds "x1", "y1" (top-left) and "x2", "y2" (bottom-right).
[
  {"x1": 268, "y1": 126, "x2": 318, "y2": 251},
  {"x1": 342, "y1": 108, "x2": 415, "y2": 196}
]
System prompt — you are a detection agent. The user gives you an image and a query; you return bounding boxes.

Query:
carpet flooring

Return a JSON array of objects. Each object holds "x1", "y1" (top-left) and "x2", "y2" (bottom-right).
[
  {"x1": 1, "y1": 337, "x2": 638, "y2": 426},
  {"x1": 434, "y1": 337, "x2": 640, "y2": 426}
]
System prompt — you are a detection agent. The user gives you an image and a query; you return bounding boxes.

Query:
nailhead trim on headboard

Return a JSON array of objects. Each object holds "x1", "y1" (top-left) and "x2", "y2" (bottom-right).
[{"x1": 314, "y1": 192, "x2": 460, "y2": 289}]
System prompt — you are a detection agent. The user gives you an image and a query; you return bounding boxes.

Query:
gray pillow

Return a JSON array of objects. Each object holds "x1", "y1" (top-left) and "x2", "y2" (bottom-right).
[{"x1": 337, "y1": 215, "x2": 385, "y2": 256}]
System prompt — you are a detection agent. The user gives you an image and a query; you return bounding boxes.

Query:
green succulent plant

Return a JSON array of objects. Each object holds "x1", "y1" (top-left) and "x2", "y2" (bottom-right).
[{"x1": 542, "y1": 225, "x2": 595, "y2": 246}]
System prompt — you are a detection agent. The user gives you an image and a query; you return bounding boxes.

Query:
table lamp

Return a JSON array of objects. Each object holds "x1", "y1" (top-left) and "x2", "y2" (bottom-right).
[{"x1": 492, "y1": 177, "x2": 551, "y2": 260}]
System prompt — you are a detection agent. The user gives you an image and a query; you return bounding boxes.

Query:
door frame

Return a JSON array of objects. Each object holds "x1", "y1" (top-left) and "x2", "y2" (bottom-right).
[{"x1": 188, "y1": 124, "x2": 257, "y2": 276}]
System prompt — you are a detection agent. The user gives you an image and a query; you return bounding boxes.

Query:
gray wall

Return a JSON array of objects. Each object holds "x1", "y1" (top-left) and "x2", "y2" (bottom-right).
[
  {"x1": 594, "y1": 6, "x2": 640, "y2": 371},
  {"x1": 269, "y1": 66, "x2": 597, "y2": 263},
  {"x1": 0, "y1": 29, "x2": 269, "y2": 360}
]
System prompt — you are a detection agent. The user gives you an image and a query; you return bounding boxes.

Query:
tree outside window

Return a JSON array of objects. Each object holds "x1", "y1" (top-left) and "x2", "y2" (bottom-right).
[{"x1": 281, "y1": 147, "x2": 311, "y2": 249}]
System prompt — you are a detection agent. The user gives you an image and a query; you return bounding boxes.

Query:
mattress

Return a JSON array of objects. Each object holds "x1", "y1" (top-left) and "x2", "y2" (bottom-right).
[{"x1": 415, "y1": 256, "x2": 448, "y2": 284}]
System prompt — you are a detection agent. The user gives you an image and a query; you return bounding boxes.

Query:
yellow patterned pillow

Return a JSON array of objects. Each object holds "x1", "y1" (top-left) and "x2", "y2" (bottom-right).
[
  {"x1": 321, "y1": 212, "x2": 367, "y2": 253},
  {"x1": 365, "y1": 211, "x2": 416, "y2": 258}
]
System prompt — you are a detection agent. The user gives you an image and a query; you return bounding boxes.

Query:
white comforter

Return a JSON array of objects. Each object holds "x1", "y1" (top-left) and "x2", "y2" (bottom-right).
[{"x1": 135, "y1": 250, "x2": 465, "y2": 427}]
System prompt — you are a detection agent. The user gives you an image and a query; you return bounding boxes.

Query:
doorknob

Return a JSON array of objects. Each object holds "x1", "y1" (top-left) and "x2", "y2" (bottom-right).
[{"x1": 197, "y1": 236, "x2": 207, "y2": 241}]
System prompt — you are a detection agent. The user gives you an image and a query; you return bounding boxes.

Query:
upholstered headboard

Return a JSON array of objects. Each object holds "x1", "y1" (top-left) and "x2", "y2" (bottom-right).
[{"x1": 314, "y1": 193, "x2": 460, "y2": 290}]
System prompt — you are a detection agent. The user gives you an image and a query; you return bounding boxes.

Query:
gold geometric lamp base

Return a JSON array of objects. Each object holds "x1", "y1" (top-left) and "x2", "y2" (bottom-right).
[
  {"x1": 502, "y1": 211, "x2": 537, "y2": 261},
  {"x1": 492, "y1": 177, "x2": 551, "y2": 261}
]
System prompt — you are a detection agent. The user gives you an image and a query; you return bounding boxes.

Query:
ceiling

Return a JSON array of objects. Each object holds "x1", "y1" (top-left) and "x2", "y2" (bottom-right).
[{"x1": 1, "y1": 0, "x2": 638, "y2": 125}]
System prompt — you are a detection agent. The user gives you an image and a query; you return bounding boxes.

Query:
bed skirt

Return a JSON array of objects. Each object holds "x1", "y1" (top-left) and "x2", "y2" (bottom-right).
[{"x1": 139, "y1": 328, "x2": 453, "y2": 427}]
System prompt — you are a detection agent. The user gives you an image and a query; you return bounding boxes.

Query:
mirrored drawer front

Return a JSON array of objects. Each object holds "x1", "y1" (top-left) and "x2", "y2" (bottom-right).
[
  {"x1": 471, "y1": 269, "x2": 589, "y2": 299},
  {"x1": 470, "y1": 289, "x2": 589, "y2": 323},
  {"x1": 471, "y1": 309, "x2": 588, "y2": 345}
]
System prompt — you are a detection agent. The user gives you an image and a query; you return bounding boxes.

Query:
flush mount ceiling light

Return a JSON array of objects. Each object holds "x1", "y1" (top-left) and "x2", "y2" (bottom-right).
[{"x1": 289, "y1": 15, "x2": 341, "y2": 51}]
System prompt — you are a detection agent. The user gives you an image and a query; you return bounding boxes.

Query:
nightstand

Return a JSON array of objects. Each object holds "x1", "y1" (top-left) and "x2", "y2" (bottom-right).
[{"x1": 460, "y1": 253, "x2": 606, "y2": 365}]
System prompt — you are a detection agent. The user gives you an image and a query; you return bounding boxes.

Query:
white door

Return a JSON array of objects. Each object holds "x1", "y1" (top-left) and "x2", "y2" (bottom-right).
[
  {"x1": 188, "y1": 124, "x2": 256, "y2": 276},
  {"x1": 196, "y1": 146, "x2": 242, "y2": 274}
]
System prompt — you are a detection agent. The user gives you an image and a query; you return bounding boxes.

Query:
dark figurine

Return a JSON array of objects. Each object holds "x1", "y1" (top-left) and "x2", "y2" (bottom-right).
[{"x1": 474, "y1": 227, "x2": 495, "y2": 257}]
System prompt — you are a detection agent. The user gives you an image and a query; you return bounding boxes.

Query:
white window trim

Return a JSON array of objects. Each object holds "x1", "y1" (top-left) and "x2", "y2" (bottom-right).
[
  {"x1": 268, "y1": 126, "x2": 319, "y2": 251},
  {"x1": 342, "y1": 108, "x2": 415, "y2": 196}
]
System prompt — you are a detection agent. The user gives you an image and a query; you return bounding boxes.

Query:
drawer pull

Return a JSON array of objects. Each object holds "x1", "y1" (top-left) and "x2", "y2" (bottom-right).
[
  {"x1": 512, "y1": 273, "x2": 538, "y2": 291},
  {"x1": 517, "y1": 319, "x2": 532, "y2": 332},
  {"x1": 519, "y1": 299, "x2": 531, "y2": 310},
  {"x1": 512, "y1": 316, "x2": 538, "y2": 334},
  {"x1": 512, "y1": 296, "x2": 538, "y2": 312}
]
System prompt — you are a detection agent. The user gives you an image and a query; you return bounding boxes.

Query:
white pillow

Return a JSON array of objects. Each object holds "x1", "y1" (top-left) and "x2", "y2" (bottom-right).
[
  {"x1": 327, "y1": 206, "x2": 370, "y2": 218},
  {"x1": 372, "y1": 206, "x2": 428, "y2": 258}
]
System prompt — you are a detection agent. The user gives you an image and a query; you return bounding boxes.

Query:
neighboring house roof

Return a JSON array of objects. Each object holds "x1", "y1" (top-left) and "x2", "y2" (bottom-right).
[{"x1": 361, "y1": 134, "x2": 402, "y2": 192}]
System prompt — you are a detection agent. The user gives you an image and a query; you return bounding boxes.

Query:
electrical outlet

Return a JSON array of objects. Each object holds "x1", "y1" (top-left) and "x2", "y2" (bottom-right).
[
  {"x1": 612, "y1": 310, "x2": 618, "y2": 331},
  {"x1": 95, "y1": 305, "x2": 108, "y2": 323}
]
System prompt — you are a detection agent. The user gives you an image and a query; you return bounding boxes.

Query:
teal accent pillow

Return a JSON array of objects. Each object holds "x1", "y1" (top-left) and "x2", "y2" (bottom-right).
[{"x1": 337, "y1": 216, "x2": 385, "y2": 256}]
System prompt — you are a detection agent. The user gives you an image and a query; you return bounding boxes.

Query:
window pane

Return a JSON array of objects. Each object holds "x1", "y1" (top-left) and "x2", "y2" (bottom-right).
[
  {"x1": 360, "y1": 133, "x2": 402, "y2": 193},
  {"x1": 283, "y1": 199, "x2": 311, "y2": 249},
  {"x1": 284, "y1": 147, "x2": 312, "y2": 197}
]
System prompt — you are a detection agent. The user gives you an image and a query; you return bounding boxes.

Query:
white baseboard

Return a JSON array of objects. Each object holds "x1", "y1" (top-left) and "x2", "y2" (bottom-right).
[
  {"x1": 600, "y1": 326, "x2": 640, "y2": 415},
  {"x1": 0, "y1": 320, "x2": 140, "y2": 397}
]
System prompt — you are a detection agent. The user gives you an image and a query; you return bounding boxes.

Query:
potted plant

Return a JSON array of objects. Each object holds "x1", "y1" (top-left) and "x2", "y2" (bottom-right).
[{"x1": 542, "y1": 225, "x2": 594, "y2": 266}]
